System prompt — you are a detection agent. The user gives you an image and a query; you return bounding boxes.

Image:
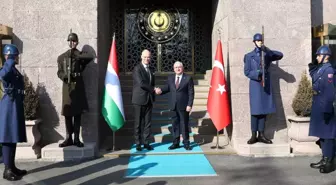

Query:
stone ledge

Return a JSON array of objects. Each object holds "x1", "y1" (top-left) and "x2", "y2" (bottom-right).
[
  {"x1": 16, "y1": 146, "x2": 40, "y2": 160},
  {"x1": 41, "y1": 142, "x2": 97, "y2": 162},
  {"x1": 235, "y1": 139, "x2": 290, "y2": 157},
  {"x1": 290, "y1": 140, "x2": 321, "y2": 155}
]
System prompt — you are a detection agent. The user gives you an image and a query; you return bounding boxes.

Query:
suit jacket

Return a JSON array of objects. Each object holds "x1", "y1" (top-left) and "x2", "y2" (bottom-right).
[
  {"x1": 131, "y1": 63, "x2": 155, "y2": 105},
  {"x1": 161, "y1": 73, "x2": 194, "y2": 110}
]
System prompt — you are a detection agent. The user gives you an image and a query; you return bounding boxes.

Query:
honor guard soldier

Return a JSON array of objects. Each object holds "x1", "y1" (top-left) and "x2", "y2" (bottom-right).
[
  {"x1": 57, "y1": 32, "x2": 93, "y2": 148},
  {"x1": 309, "y1": 45, "x2": 336, "y2": 173},
  {"x1": 243, "y1": 33, "x2": 283, "y2": 145},
  {"x1": 0, "y1": 44, "x2": 28, "y2": 181}
]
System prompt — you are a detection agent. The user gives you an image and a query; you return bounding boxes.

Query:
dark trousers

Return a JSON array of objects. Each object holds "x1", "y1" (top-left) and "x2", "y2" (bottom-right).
[
  {"x1": 251, "y1": 115, "x2": 266, "y2": 132},
  {"x1": 2, "y1": 143, "x2": 16, "y2": 168},
  {"x1": 172, "y1": 109, "x2": 190, "y2": 145},
  {"x1": 134, "y1": 102, "x2": 153, "y2": 145},
  {"x1": 320, "y1": 138, "x2": 335, "y2": 158},
  {"x1": 65, "y1": 114, "x2": 81, "y2": 139}
]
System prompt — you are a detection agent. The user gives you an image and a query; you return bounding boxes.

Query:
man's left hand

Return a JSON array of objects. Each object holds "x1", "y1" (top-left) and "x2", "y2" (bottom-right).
[{"x1": 186, "y1": 106, "x2": 192, "y2": 112}]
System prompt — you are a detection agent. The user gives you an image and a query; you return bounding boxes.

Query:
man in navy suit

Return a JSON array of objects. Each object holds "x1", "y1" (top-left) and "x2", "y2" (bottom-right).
[{"x1": 156, "y1": 61, "x2": 195, "y2": 150}]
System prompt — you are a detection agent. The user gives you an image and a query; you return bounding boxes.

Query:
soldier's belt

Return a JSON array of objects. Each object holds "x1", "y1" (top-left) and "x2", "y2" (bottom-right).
[
  {"x1": 4, "y1": 88, "x2": 24, "y2": 95},
  {"x1": 72, "y1": 73, "x2": 81, "y2": 77},
  {"x1": 313, "y1": 90, "x2": 319, "y2": 95}
]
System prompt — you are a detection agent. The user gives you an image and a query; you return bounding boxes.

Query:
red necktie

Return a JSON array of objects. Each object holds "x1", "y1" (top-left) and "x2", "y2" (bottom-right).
[{"x1": 175, "y1": 76, "x2": 180, "y2": 88}]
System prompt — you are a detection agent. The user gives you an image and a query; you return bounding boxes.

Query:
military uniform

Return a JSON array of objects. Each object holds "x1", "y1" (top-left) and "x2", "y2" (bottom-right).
[
  {"x1": 57, "y1": 33, "x2": 93, "y2": 148},
  {"x1": 0, "y1": 44, "x2": 28, "y2": 181},
  {"x1": 243, "y1": 33, "x2": 283, "y2": 144},
  {"x1": 309, "y1": 45, "x2": 336, "y2": 173}
]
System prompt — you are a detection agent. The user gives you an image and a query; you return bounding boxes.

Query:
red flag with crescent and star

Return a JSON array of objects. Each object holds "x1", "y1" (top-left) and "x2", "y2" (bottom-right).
[{"x1": 207, "y1": 40, "x2": 232, "y2": 131}]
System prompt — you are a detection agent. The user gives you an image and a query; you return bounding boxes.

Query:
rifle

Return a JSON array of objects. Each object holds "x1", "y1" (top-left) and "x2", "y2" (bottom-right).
[
  {"x1": 67, "y1": 29, "x2": 73, "y2": 84},
  {"x1": 261, "y1": 26, "x2": 265, "y2": 87}
]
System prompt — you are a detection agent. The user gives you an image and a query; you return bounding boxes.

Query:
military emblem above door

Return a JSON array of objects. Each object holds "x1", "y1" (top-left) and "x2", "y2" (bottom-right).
[{"x1": 113, "y1": 1, "x2": 211, "y2": 74}]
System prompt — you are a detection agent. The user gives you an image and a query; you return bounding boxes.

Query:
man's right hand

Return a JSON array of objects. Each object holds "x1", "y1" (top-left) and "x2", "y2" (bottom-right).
[{"x1": 154, "y1": 87, "x2": 162, "y2": 95}]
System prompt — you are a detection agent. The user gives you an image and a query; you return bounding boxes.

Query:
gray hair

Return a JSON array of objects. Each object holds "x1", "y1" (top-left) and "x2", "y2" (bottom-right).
[{"x1": 173, "y1": 61, "x2": 183, "y2": 67}]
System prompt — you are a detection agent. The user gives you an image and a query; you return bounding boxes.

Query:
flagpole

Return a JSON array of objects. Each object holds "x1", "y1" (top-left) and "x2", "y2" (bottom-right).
[
  {"x1": 111, "y1": 131, "x2": 115, "y2": 151},
  {"x1": 211, "y1": 130, "x2": 224, "y2": 149},
  {"x1": 210, "y1": 28, "x2": 224, "y2": 150}
]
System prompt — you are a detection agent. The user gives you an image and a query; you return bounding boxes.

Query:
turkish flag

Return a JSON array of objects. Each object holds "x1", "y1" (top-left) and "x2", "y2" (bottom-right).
[{"x1": 207, "y1": 40, "x2": 232, "y2": 131}]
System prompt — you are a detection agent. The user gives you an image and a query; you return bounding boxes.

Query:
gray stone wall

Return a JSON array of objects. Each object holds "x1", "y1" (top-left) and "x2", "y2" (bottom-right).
[
  {"x1": 213, "y1": 0, "x2": 312, "y2": 150},
  {"x1": 0, "y1": 0, "x2": 99, "y2": 146}
]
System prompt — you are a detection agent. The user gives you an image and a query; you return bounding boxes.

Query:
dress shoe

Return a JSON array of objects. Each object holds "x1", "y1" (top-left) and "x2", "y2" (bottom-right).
[
  {"x1": 3, "y1": 167, "x2": 21, "y2": 181},
  {"x1": 184, "y1": 145, "x2": 192, "y2": 151},
  {"x1": 144, "y1": 144, "x2": 153, "y2": 150},
  {"x1": 258, "y1": 131, "x2": 273, "y2": 144},
  {"x1": 74, "y1": 139, "x2": 84, "y2": 148},
  {"x1": 320, "y1": 157, "x2": 335, "y2": 173},
  {"x1": 13, "y1": 167, "x2": 27, "y2": 176},
  {"x1": 247, "y1": 131, "x2": 258, "y2": 144},
  {"x1": 310, "y1": 156, "x2": 327, "y2": 169},
  {"x1": 168, "y1": 144, "x2": 180, "y2": 150},
  {"x1": 136, "y1": 144, "x2": 142, "y2": 151},
  {"x1": 59, "y1": 138, "x2": 73, "y2": 148}
]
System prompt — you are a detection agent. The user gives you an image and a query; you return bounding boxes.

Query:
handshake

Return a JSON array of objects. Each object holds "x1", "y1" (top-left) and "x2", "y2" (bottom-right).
[{"x1": 154, "y1": 87, "x2": 162, "y2": 95}]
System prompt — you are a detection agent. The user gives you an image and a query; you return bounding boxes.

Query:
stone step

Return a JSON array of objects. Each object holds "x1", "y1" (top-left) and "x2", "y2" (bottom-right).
[
  {"x1": 119, "y1": 74, "x2": 207, "y2": 81},
  {"x1": 234, "y1": 139, "x2": 290, "y2": 157},
  {"x1": 121, "y1": 92, "x2": 209, "y2": 99},
  {"x1": 122, "y1": 97, "x2": 208, "y2": 106},
  {"x1": 41, "y1": 142, "x2": 97, "y2": 161},
  {"x1": 120, "y1": 85, "x2": 209, "y2": 92},
  {"x1": 116, "y1": 123, "x2": 209, "y2": 135},
  {"x1": 119, "y1": 79, "x2": 210, "y2": 86},
  {"x1": 112, "y1": 134, "x2": 225, "y2": 149},
  {"x1": 123, "y1": 104, "x2": 207, "y2": 112},
  {"x1": 119, "y1": 119, "x2": 216, "y2": 136}
]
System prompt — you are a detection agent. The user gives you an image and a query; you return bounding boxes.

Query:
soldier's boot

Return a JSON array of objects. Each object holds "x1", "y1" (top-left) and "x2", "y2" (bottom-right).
[
  {"x1": 320, "y1": 157, "x2": 335, "y2": 173},
  {"x1": 258, "y1": 131, "x2": 273, "y2": 144},
  {"x1": 59, "y1": 133, "x2": 73, "y2": 147},
  {"x1": 310, "y1": 156, "x2": 327, "y2": 169},
  {"x1": 59, "y1": 116, "x2": 74, "y2": 147},
  {"x1": 247, "y1": 131, "x2": 258, "y2": 144},
  {"x1": 73, "y1": 115, "x2": 84, "y2": 148},
  {"x1": 3, "y1": 167, "x2": 20, "y2": 181},
  {"x1": 12, "y1": 167, "x2": 27, "y2": 176}
]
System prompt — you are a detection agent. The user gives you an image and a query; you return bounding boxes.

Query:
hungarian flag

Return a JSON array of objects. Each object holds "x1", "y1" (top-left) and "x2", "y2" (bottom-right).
[
  {"x1": 207, "y1": 40, "x2": 231, "y2": 131},
  {"x1": 102, "y1": 34, "x2": 125, "y2": 131}
]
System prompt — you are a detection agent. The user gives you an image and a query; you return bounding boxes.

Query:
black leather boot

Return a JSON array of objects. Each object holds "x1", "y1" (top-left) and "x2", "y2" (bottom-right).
[
  {"x1": 59, "y1": 116, "x2": 74, "y2": 147},
  {"x1": 258, "y1": 131, "x2": 273, "y2": 144},
  {"x1": 3, "y1": 167, "x2": 21, "y2": 181},
  {"x1": 73, "y1": 115, "x2": 84, "y2": 147},
  {"x1": 310, "y1": 156, "x2": 327, "y2": 169},
  {"x1": 247, "y1": 131, "x2": 258, "y2": 144},
  {"x1": 74, "y1": 135, "x2": 84, "y2": 147},
  {"x1": 12, "y1": 166, "x2": 27, "y2": 176},
  {"x1": 320, "y1": 157, "x2": 335, "y2": 173},
  {"x1": 59, "y1": 133, "x2": 73, "y2": 147}
]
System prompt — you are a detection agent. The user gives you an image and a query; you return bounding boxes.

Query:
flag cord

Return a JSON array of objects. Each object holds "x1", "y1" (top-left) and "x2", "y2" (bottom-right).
[{"x1": 210, "y1": 131, "x2": 224, "y2": 150}]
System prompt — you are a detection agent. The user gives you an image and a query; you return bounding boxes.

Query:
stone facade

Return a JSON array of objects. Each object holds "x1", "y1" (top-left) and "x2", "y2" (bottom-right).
[
  {"x1": 213, "y1": 0, "x2": 312, "y2": 154},
  {"x1": 0, "y1": 0, "x2": 99, "y2": 148},
  {"x1": 0, "y1": 0, "x2": 333, "y2": 157}
]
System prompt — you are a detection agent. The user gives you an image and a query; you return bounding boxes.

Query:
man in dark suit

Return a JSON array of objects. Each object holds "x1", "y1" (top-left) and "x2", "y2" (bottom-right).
[
  {"x1": 132, "y1": 49, "x2": 156, "y2": 151},
  {"x1": 156, "y1": 61, "x2": 194, "y2": 150}
]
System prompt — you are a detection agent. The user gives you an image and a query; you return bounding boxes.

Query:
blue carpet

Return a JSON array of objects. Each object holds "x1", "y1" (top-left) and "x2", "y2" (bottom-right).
[{"x1": 126, "y1": 143, "x2": 217, "y2": 177}]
